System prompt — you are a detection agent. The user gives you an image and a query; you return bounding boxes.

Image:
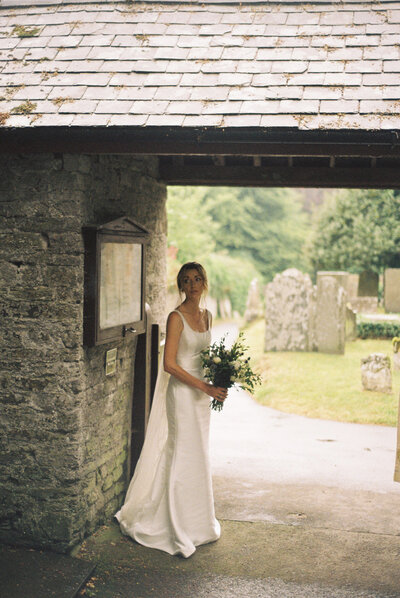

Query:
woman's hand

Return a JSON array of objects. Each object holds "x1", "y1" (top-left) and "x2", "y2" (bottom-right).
[{"x1": 204, "y1": 384, "x2": 228, "y2": 403}]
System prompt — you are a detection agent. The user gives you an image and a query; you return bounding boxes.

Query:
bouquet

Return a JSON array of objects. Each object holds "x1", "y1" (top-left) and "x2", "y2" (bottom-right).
[{"x1": 200, "y1": 332, "x2": 261, "y2": 411}]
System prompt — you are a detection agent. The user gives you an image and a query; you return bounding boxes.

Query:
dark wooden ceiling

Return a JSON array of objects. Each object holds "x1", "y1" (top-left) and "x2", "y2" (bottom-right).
[{"x1": 1, "y1": 126, "x2": 400, "y2": 188}]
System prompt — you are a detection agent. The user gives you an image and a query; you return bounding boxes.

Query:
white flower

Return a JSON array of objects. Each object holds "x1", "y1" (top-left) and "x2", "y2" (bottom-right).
[
  {"x1": 230, "y1": 375, "x2": 237, "y2": 382},
  {"x1": 213, "y1": 356, "x2": 221, "y2": 364},
  {"x1": 233, "y1": 360, "x2": 241, "y2": 370}
]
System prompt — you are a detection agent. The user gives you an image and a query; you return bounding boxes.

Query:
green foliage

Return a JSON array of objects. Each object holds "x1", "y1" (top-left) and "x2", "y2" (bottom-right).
[
  {"x1": 167, "y1": 187, "x2": 262, "y2": 314},
  {"x1": 203, "y1": 252, "x2": 260, "y2": 314},
  {"x1": 357, "y1": 321, "x2": 400, "y2": 339},
  {"x1": 167, "y1": 186, "x2": 218, "y2": 264},
  {"x1": 309, "y1": 189, "x2": 400, "y2": 275},
  {"x1": 202, "y1": 186, "x2": 310, "y2": 281},
  {"x1": 244, "y1": 319, "x2": 399, "y2": 426},
  {"x1": 201, "y1": 332, "x2": 261, "y2": 410}
]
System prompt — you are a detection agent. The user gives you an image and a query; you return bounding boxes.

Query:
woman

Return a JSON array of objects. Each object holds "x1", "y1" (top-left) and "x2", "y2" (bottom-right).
[{"x1": 115, "y1": 262, "x2": 227, "y2": 558}]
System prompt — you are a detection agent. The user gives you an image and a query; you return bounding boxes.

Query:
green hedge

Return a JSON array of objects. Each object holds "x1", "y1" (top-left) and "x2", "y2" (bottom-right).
[{"x1": 357, "y1": 321, "x2": 400, "y2": 339}]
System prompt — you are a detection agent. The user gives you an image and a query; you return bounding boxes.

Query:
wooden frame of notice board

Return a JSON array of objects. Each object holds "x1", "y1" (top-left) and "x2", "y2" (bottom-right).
[{"x1": 82, "y1": 217, "x2": 149, "y2": 347}]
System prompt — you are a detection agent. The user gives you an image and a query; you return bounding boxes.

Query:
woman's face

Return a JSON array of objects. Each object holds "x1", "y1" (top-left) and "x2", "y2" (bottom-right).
[{"x1": 180, "y1": 269, "x2": 205, "y2": 298}]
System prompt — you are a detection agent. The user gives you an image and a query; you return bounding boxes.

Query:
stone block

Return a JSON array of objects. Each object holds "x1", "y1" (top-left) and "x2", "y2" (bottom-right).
[
  {"x1": 316, "y1": 274, "x2": 346, "y2": 354},
  {"x1": 347, "y1": 274, "x2": 359, "y2": 299},
  {"x1": 346, "y1": 304, "x2": 357, "y2": 341},
  {"x1": 244, "y1": 278, "x2": 262, "y2": 324},
  {"x1": 384, "y1": 268, "x2": 400, "y2": 313},
  {"x1": 361, "y1": 353, "x2": 392, "y2": 393},
  {"x1": 264, "y1": 268, "x2": 315, "y2": 352},
  {"x1": 358, "y1": 270, "x2": 379, "y2": 297},
  {"x1": 350, "y1": 297, "x2": 379, "y2": 314}
]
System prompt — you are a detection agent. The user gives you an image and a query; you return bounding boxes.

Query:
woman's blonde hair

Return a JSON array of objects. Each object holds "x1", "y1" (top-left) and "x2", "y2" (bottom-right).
[{"x1": 177, "y1": 262, "x2": 208, "y2": 297}]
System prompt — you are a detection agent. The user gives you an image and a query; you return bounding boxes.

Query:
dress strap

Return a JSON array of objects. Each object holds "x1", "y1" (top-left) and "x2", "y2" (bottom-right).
[{"x1": 172, "y1": 309, "x2": 185, "y2": 325}]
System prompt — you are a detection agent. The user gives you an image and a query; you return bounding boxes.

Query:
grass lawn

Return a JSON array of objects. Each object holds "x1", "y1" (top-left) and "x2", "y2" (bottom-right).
[{"x1": 243, "y1": 319, "x2": 400, "y2": 427}]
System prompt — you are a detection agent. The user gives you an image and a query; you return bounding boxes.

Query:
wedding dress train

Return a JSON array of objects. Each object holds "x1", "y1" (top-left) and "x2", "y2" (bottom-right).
[{"x1": 115, "y1": 309, "x2": 220, "y2": 558}]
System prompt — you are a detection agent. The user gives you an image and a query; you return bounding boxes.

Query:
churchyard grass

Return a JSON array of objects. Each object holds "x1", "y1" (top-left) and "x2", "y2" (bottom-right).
[{"x1": 244, "y1": 319, "x2": 400, "y2": 427}]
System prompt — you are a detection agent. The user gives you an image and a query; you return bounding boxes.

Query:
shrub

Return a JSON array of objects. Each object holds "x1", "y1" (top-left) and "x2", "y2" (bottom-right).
[{"x1": 357, "y1": 321, "x2": 400, "y2": 339}]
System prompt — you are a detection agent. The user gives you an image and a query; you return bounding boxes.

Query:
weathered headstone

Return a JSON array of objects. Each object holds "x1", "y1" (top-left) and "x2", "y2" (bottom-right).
[
  {"x1": 358, "y1": 270, "x2": 379, "y2": 297},
  {"x1": 347, "y1": 274, "x2": 360, "y2": 300},
  {"x1": 264, "y1": 268, "x2": 315, "y2": 351},
  {"x1": 244, "y1": 278, "x2": 262, "y2": 323},
  {"x1": 317, "y1": 271, "x2": 349, "y2": 295},
  {"x1": 384, "y1": 268, "x2": 400, "y2": 313},
  {"x1": 315, "y1": 274, "x2": 346, "y2": 354},
  {"x1": 350, "y1": 297, "x2": 378, "y2": 314},
  {"x1": 361, "y1": 353, "x2": 392, "y2": 393},
  {"x1": 219, "y1": 297, "x2": 232, "y2": 320},
  {"x1": 395, "y1": 390, "x2": 400, "y2": 482},
  {"x1": 345, "y1": 304, "x2": 357, "y2": 341}
]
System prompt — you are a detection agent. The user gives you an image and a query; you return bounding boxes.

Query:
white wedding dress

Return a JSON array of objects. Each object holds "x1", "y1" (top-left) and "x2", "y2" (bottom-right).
[{"x1": 115, "y1": 309, "x2": 220, "y2": 558}]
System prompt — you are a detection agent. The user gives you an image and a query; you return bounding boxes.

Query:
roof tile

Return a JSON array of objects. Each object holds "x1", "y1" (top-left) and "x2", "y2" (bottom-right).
[
  {"x1": 166, "y1": 100, "x2": 203, "y2": 114},
  {"x1": 190, "y1": 87, "x2": 229, "y2": 101},
  {"x1": 96, "y1": 99, "x2": 132, "y2": 114},
  {"x1": 118, "y1": 86, "x2": 159, "y2": 101},
  {"x1": 131, "y1": 100, "x2": 169, "y2": 114},
  {"x1": 147, "y1": 114, "x2": 185, "y2": 126},
  {"x1": 224, "y1": 114, "x2": 261, "y2": 126},
  {"x1": 360, "y1": 99, "x2": 400, "y2": 114},
  {"x1": 58, "y1": 99, "x2": 98, "y2": 113},
  {"x1": 166, "y1": 60, "x2": 200, "y2": 73},
  {"x1": 0, "y1": 0, "x2": 399, "y2": 132},
  {"x1": 280, "y1": 99, "x2": 319, "y2": 113},
  {"x1": 218, "y1": 73, "x2": 252, "y2": 86},
  {"x1": 320, "y1": 99, "x2": 359, "y2": 113},
  {"x1": 144, "y1": 72, "x2": 181, "y2": 86}
]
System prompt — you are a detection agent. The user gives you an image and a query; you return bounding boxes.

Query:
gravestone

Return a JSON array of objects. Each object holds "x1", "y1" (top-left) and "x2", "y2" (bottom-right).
[
  {"x1": 347, "y1": 274, "x2": 360, "y2": 300},
  {"x1": 264, "y1": 268, "x2": 315, "y2": 351},
  {"x1": 358, "y1": 270, "x2": 379, "y2": 297},
  {"x1": 361, "y1": 353, "x2": 392, "y2": 393},
  {"x1": 350, "y1": 297, "x2": 378, "y2": 314},
  {"x1": 384, "y1": 269, "x2": 400, "y2": 313},
  {"x1": 345, "y1": 304, "x2": 357, "y2": 341},
  {"x1": 315, "y1": 274, "x2": 346, "y2": 354},
  {"x1": 317, "y1": 271, "x2": 349, "y2": 294},
  {"x1": 244, "y1": 278, "x2": 262, "y2": 323},
  {"x1": 219, "y1": 297, "x2": 232, "y2": 319}
]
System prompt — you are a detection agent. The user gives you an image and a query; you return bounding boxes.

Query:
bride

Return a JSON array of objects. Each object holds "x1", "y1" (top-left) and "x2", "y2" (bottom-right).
[{"x1": 115, "y1": 262, "x2": 227, "y2": 558}]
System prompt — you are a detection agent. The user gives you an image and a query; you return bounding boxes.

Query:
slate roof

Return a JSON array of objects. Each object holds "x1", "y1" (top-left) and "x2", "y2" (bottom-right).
[{"x1": 0, "y1": 0, "x2": 399, "y2": 130}]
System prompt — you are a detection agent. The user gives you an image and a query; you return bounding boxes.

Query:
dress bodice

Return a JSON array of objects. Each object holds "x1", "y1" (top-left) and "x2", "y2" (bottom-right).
[{"x1": 173, "y1": 310, "x2": 211, "y2": 374}]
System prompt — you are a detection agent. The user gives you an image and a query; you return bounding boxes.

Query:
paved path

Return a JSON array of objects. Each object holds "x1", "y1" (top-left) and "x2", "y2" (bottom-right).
[
  {"x1": 210, "y1": 322, "x2": 400, "y2": 535},
  {"x1": 73, "y1": 323, "x2": 400, "y2": 598}
]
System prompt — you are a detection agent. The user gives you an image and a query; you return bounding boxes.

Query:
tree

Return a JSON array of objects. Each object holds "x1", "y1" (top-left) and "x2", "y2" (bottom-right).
[
  {"x1": 167, "y1": 187, "x2": 262, "y2": 313},
  {"x1": 167, "y1": 186, "x2": 218, "y2": 264},
  {"x1": 309, "y1": 189, "x2": 400, "y2": 274},
  {"x1": 202, "y1": 186, "x2": 310, "y2": 281}
]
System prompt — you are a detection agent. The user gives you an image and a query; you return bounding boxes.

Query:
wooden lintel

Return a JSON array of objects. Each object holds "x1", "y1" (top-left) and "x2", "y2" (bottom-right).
[
  {"x1": 1, "y1": 127, "x2": 400, "y2": 158},
  {"x1": 160, "y1": 164, "x2": 400, "y2": 188}
]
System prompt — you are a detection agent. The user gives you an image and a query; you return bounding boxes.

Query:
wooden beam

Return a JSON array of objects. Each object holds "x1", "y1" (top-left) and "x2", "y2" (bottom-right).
[
  {"x1": 160, "y1": 164, "x2": 400, "y2": 188},
  {"x1": 1, "y1": 126, "x2": 400, "y2": 158}
]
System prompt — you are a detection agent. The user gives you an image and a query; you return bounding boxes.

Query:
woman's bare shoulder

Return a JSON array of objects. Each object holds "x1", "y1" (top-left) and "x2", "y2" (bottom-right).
[{"x1": 167, "y1": 310, "x2": 183, "y2": 327}]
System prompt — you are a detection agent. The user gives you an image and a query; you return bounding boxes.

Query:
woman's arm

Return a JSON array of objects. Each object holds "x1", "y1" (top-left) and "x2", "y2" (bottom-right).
[{"x1": 163, "y1": 312, "x2": 227, "y2": 402}]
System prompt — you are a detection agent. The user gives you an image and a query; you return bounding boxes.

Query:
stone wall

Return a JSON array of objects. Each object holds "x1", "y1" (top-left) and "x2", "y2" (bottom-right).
[{"x1": 0, "y1": 154, "x2": 167, "y2": 552}]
